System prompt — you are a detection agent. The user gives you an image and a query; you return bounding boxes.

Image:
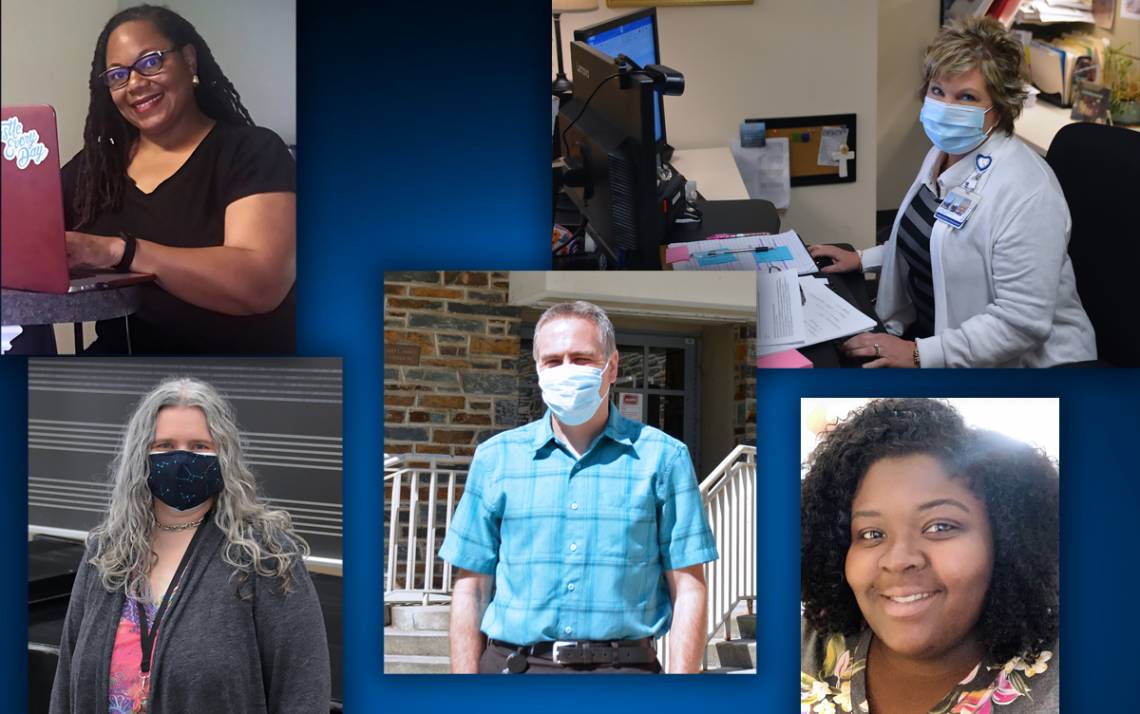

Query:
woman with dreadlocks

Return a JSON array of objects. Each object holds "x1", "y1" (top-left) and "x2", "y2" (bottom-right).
[{"x1": 61, "y1": 5, "x2": 296, "y2": 354}]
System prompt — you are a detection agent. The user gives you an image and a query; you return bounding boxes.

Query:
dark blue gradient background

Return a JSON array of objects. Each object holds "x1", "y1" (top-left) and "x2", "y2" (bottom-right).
[{"x1": 2, "y1": 2, "x2": 1138, "y2": 711}]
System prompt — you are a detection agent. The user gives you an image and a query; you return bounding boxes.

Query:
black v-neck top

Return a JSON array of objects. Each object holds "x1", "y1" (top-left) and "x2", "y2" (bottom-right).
[{"x1": 61, "y1": 123, "x2": 296, "y2": 354}]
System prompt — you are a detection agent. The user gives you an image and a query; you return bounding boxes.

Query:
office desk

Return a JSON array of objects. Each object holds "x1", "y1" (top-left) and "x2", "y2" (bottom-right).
[
  {"x1": 2, "y1": 285, "x2": 142, "y2": 354},
  {"x1": 555, "y1": 145, "x2": 778, "y2": 268},
  {"x1": 1015, "y1": 102, "x2": 1140, "y2": 155},
  {"x1": 670, "y1": 147, "x2": 749, "y2": 200}
]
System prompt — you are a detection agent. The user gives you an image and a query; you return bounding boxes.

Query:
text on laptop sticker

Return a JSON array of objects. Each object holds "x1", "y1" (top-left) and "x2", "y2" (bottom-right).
[{"x1": 1, "y1": 117, "x2": 50, "y2": 170}]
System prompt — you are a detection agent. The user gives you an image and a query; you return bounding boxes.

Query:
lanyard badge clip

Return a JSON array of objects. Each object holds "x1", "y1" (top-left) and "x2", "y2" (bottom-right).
[{"x1": 937, "y1": 153, "x2": 991, "y2": 229}]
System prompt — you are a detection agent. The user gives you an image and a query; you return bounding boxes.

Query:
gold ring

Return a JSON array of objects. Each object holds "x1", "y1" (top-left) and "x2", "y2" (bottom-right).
[{"x1": 874, "y1": 343, "x2": 881, "y2": 358}]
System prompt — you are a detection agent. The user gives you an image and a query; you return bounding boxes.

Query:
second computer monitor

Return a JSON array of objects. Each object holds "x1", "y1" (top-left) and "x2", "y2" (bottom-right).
[{"x1": 575, "y1": 8, "x2": 666, "y2": 152}]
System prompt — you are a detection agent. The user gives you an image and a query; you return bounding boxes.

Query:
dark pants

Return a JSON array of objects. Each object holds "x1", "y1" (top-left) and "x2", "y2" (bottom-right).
[{"x1": 478, "y1": 641, "x2": 662, "y2": 674}]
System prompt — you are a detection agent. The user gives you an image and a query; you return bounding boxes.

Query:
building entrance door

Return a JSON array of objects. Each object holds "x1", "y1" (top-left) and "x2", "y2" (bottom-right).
[{"x1": 612, "y1": 331, "x2": 700, "y2": 468}]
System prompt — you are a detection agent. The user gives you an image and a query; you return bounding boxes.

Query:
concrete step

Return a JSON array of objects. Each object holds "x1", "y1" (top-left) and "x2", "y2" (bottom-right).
[
  {"x1": 384, "y1": 602, "x2": 392, "y2": 627},
  {"x1": 383, "y1": 627, "x2": 449, "y2": 657},
  {"x1": 385, "y1": 590, "x2": 452, "y2": 605},
  {"x1": 390, "y1": 604, "x2": 450, "y2": 631},
  {"x1": 703, "y1": 666, "x2": 757, "y2": 674},
  {"x1": 736, "y1": 613, "x2": 756, "y2": 640},
  {"x1": 705, "y1": 638, "x2": 756, "y2": 670},
  {"x1": 384, "y1": 654, "x2": 451, "y2": 674},
  {"x1": 718, "y1": 601, "x2": 756, "y2": 640}
]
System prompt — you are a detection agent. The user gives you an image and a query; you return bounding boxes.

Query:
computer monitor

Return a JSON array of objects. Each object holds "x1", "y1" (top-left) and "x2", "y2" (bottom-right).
[
  {"x1": 575, "y1": 8, "x2": 667, "y2": 154},
  {"x1": 557, "y1": 41, "x2": 682, "y2": 269}
]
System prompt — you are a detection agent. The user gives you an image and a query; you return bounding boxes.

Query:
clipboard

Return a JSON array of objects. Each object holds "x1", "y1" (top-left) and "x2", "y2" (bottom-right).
[{"x1": 741, "y1": 113, "x2": 857, "y2": 186}]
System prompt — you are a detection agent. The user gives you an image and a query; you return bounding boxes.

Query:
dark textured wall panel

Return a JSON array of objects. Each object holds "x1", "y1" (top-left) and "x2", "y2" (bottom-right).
[{"x1": 27, "y1": 358, "x2": 343, "y2": 561}]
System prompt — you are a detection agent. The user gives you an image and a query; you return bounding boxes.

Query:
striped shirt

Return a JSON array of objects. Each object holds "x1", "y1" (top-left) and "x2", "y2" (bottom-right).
[
  {"x1": 896, "y1": 184, "x2": 940, "y2": 338},
  {"x1": 438, "y1": 406, "x2": 718, "y2": 645}
]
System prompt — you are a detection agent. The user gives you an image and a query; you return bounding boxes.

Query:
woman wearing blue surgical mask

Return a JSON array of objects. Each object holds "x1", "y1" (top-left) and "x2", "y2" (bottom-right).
[
  {"x1": 49, "y1": 377, "x2": 330, "y2": 714},
  {"x1": 809, "y1": 17, "x2": 1095, "y2": 368}
]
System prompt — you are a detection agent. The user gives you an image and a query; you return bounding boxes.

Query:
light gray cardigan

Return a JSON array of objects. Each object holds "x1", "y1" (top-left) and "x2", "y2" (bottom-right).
[
  {"x1": 49, "y1": 523, "x2": 330, "y2": 713},
  {"x1": 864, "y1": 131, "x2": 1096, "y2": 367}
]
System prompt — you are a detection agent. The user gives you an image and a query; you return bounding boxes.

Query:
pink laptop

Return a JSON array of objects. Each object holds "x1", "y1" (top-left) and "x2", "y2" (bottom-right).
[{"x1": 1, "y1": 105, "x2": 152, "y2": 294}]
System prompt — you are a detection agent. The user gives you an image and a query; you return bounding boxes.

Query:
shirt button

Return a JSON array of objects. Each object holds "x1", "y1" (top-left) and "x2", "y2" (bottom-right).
[
  {"x1": 570, "y1": 502, "x2": 578, "y2": 510},
  {"x1": 567, "y1": 583, "x2": 576, "y2": 591},
  {"x1": 564, "y1": 626, "x2": 573, "y2": 635},
  {"x1": 569, "y1": 543, "x2": 577, "y2": 552}
]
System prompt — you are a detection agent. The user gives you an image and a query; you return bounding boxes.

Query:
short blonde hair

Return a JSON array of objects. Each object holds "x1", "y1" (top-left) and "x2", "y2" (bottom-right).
[{"x1": 922, "y1": 17, "x2": 1028, "y2": 134}]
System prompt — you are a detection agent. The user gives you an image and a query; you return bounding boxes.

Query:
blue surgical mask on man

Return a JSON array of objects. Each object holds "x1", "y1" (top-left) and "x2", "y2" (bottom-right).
[
  {"x1": 538, "y1": 363, "x2": 609, "y2": 426},
  {"x1": 919, "y1": 96, "x2": 995, "y2": 155}
]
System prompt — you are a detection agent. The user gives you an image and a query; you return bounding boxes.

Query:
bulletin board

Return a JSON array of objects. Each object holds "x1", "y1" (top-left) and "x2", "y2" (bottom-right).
[{"x1": 742, "y1": 113, "x2": 857, "y2": 187}]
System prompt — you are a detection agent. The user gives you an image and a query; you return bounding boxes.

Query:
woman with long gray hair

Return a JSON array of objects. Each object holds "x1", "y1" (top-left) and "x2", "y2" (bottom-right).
[{"x1": 50, "y1": 377, "x2": 330, "y2": 714}]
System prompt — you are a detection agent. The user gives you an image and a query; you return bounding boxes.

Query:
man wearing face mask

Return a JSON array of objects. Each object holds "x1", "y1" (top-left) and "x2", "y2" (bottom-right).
[
  {"x1": 439, "y1": 301, "x2": 717, "y2": 674},
  {"x1": 808, "y1": 17, "x2": 1095, "y2": 368}
]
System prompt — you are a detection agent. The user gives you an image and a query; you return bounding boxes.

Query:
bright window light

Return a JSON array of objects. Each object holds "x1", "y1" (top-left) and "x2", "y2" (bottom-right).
[{"x1": 800, "y1": 398, "x2": 1060, "y2": 477}]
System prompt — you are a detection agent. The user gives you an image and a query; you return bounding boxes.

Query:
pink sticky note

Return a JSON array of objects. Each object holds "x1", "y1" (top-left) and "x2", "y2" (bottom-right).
[
  {"x1": 665, "y1": 245, "x2": 690, "y2": 264},
  {"x1": 756, "y1": 349, "x2": 813, "y2": 369}
]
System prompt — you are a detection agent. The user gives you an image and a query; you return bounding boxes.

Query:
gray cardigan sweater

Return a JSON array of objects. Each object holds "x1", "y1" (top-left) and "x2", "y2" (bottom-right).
[{"x1": 49, "y1": 523, "x2": 330, "y2": 713}]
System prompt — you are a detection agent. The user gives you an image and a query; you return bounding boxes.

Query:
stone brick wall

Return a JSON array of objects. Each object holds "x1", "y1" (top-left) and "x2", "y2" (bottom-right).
[
  {"x1": 383, "y1": 272, "x2": 523, "y2": 461},
  {"x1": 735, "y1": 323, "x2": 757, "y2": 445}
]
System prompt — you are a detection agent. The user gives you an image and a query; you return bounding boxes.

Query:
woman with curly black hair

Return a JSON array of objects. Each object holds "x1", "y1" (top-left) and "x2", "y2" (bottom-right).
[
  {"x1": 62, "y1": 4, "x2": 295, "y2": 353},
  {"x1": 801, "y1": 398, "x2": 1059, "y2": 714}
]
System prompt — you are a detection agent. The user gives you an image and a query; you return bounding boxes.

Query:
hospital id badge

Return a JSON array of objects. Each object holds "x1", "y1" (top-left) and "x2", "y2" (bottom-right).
[{"x1": 934, "y1": 188, "x2": 981, "y2": 230}]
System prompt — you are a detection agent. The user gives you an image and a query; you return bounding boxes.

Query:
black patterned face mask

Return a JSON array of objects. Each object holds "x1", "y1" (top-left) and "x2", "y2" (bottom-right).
[{"x1": 146, "y1": 451, "x2": 223, "y2": 510}]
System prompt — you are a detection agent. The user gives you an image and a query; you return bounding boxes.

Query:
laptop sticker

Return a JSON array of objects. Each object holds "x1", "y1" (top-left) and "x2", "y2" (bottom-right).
[{"x1": 1, "y1": 117, "x2": 50, "y2": 170}]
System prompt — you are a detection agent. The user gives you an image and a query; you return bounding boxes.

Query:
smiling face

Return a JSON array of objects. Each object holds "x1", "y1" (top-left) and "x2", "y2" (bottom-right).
[
  {"x1": 151, "y1": 405, "x2": 215, "y2": 454},
  {"x1": 105, "y1": 20, "x2": 198, "y2": 136},
  {"x1": 927, "y1": 66, "x2": 999, "y2": 136},
  {"x1": 845, "y1": 453, "x2": 994, "y2": 661}
]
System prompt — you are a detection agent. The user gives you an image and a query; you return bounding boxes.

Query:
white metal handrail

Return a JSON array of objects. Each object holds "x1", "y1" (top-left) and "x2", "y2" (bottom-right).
[
  {"x1": 383, "y1": 456, "x2": 471, "y2": 604},
  {"x1": 699, "y1": 445, "x2": 756, "y2": 645}
]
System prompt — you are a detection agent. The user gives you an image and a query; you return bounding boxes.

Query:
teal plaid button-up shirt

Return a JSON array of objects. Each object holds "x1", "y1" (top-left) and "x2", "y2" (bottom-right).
[{"x1": 438, "y1": 406, "x2": 718, "y2": 645}]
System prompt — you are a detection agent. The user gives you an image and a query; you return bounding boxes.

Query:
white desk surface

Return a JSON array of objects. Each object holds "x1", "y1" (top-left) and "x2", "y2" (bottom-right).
[
  {"x1": 669, "y1": 147, "x2": 750, "y2": 201},
  {"x1": 1015, "y1": 101, "x2": 1140, "y2": 155}
]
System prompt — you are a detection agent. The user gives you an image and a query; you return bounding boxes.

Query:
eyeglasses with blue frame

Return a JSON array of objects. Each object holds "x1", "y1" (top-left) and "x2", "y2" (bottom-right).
[{"x1": 99, "y1": 48, "x2": 182, "y2": 90}]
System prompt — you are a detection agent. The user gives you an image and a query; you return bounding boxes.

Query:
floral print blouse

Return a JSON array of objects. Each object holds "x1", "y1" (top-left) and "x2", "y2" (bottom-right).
[
  {"x1": 108, "y1": 597, "x2": 158, "y2": 714},
  {"x1": 801, "y1": 623, "x2": 1059, "y2": 714},
  {"x1": 108, "y1": 570, "x2": 190, "y2": 714}
]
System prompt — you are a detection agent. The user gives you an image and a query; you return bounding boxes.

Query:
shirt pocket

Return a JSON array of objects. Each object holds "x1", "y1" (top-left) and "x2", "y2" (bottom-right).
[{"x1": 595, "y1": 503, "x2": 658, "y2": 564}]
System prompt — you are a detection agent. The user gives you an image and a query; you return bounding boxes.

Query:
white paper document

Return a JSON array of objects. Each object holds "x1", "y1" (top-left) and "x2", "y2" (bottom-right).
[
  {"x1": 817, "y1": 126, "x2": 849, "y2": 167},
  {"x1": 755, "y1": 269, "x2": 805, "y2": 356},
  {"x1": 755, "y1": 276, "x2": 876, "y2": 355},
  {"x1": 798, "y1": 275, "x2": 876, "y2": 347},
  {"x1": 668, "y1": 229, "x2": 818, "y2": 274},
  {"x1": 730, "y1": 136, "x2": 790, "y2": 209}
]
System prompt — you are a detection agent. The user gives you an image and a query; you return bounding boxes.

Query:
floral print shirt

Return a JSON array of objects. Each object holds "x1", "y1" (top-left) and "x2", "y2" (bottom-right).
[
  {"x1": 108, "y1": 597, "x2": 158, "y2": 714},
  {"x1": 801, "y1": 623, "x2": 1059, "y2": 714},
  {"x1": 108, "y1": 571, "x2": 190, "y2": 714}
]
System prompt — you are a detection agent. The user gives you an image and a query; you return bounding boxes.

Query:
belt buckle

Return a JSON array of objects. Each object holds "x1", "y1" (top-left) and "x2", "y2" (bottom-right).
[{"x1": 552, "y1": 640, "x2": 579, "y2": 664}]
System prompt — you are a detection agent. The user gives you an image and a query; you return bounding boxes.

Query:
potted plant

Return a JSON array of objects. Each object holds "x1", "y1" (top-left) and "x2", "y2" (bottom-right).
[{"x1": 1105, "y1": 45, "x2": 1140, "y2": 125}]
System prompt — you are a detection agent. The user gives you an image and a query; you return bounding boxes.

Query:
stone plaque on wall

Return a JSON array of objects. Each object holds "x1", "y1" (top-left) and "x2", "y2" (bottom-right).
[{"x1": 385, "y1": 343, "x2": 421, "y2": 366}]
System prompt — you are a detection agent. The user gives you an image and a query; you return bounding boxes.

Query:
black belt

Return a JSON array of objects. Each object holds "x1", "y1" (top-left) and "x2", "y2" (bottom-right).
[{"x1": 489, "y1": 638, "x2": 657, "y2": 665}]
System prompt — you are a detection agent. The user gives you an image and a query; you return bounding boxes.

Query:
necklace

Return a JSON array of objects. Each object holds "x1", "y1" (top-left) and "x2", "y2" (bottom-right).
[{"x1": 155, "y1": 516, "x2": 205, "y2": 532}]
